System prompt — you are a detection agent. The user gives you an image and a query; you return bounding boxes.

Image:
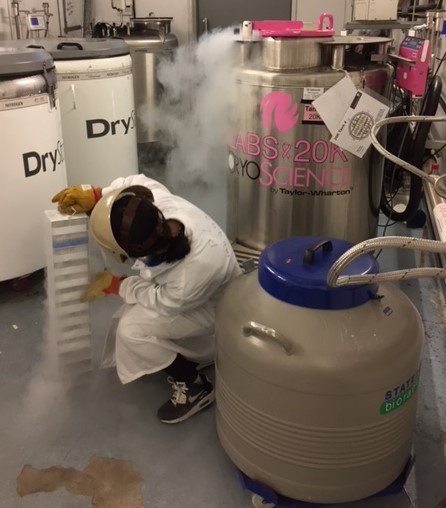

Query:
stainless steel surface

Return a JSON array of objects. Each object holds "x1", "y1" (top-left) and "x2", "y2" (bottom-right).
[
  {"x1": 322, "y1": 35, "x2": 393, "y2": 45},
  {"x1": 0, "y1": 47, "x2": 57, "y2": 99},
  {"x1": 426, "y1": 9, "x2": 446, "y2": 32},
  {"x1": 322, "y1": 36, "x2": 392, "y2": 67},
  {"x1": 262, "y1": 37, "x2": 327, "y2": 71},
  {"x1": 131, "y1": 16, "x2": 172, "y2": 35},
  {"x1": 331, "y1": 45, "x2": 345, "y2": 70},
  {"x1": 0, "y1": 74, "x2": 50, "y2": 99},
  {"x1": 344, "y1": 20, "x2": 417, "y2": 30},
  {"x1": 11, "y1": 1, "x2": 22, "y2": 39},
  {"x1": 119, "y1": 26, "x2": 178, "y2": 144},
  {"x1": 388, "y1": 53, "x2": 417, "y2": 67},
  {"x1": 228, "y1": 38, "x2": 392, "y2": 249}
]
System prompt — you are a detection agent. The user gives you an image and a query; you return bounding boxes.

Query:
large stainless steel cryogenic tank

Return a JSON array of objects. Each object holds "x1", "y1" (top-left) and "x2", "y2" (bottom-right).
[
  {"x1": 0, "y1": 47, "x2": 67, "y2": 281},
  {"x1": 123, "y1": 18, "x2": 178, "y2": 146},
  {"x1": 109, "y1": 16, "x2": 178, "y2": 146},
  {"x1": 228, "y1": 17, "x2": 392, "y2": 250},
  {"x1": 215, "y1": 236, "x2": 424, "y2": 504}
]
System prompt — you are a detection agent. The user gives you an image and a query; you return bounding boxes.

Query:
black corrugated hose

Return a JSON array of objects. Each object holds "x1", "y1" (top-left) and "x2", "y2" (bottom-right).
[{"x1": 380, "y1": 75, "x2": 443, "y2": 222}]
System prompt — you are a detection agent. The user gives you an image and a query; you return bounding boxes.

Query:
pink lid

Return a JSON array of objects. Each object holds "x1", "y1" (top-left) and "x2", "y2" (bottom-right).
[{"x1": 252, "y1": 13, "x2": 334, "y2": 38}]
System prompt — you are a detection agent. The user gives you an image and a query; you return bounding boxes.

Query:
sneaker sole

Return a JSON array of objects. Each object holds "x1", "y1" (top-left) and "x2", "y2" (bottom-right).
[{"x1": 160, "y1": 391, "x2": 216, "y2": 424}]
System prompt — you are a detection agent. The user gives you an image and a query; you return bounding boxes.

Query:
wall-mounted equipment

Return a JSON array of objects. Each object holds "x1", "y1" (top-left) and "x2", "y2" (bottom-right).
[
  {"x1": 11, "y1": 1, "x2": 53, "y2": 39},
  {"x1": 394, "y1": 37, "x2": 431, "y2": 97},
  {"x1": 26, "y1": 14, "x2": 46, "y2": 31}
]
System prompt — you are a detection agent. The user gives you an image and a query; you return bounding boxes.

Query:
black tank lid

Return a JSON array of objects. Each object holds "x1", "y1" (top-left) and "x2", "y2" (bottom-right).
[
  {"x1": 0, "y1": 46, "x2": 54, "y2": 77},
  {"x1": 2, "y1": 38, "x2": 130, "y2": 60}
]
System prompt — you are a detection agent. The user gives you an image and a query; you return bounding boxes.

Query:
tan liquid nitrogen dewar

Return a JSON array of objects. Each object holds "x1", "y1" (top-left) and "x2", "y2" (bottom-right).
[{"x1": 215, "y1": 236, "x2": 424, "y2": 504}]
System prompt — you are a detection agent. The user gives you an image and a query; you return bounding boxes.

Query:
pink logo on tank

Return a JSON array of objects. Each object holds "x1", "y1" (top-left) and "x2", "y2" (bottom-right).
[{"x1": 260, "y1": 91, "x2": 299, "y2": 133}]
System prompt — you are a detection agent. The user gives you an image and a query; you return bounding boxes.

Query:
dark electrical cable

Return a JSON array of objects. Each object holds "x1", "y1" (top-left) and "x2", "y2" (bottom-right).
[{"x1": 380, "y1": 76, "x2": 443, "y2": 222}]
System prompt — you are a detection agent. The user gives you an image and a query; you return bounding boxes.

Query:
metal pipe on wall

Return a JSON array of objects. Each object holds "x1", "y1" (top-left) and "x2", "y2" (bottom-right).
[{"x1": 11, "y1": 1, "x2": 22, "y2": 39}]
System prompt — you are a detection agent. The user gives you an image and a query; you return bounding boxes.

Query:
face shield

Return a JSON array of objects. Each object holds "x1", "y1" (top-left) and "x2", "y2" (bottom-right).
[
  {"x1": 89, "y1": 185, "x2": 159, "y2": 264},
  {"x1": 97, "y1": 244, "x2": 135, "y2": 268},
  {"x1": 118, "y1": 202, "x2": 168, "y2": 260}
]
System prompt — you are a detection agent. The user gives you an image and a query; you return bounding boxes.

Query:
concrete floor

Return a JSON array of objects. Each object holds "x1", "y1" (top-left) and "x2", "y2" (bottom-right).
[{"x1": 0, "y1": 219, "x2": 445, "y2": 508}]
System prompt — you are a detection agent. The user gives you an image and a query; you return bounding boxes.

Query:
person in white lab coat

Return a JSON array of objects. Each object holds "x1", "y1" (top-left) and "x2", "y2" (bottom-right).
[{"x1": 52, "y1": 174, "x2": 241, "y2": 424}]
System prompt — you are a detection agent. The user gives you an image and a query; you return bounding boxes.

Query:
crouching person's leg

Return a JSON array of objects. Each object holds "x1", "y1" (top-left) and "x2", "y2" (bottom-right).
[
  {"x1": 158, "y1": 354, "x2": 215, "y2": 424},
  {"x1": 115, "y1": 304, "x2": 215, "y2": 423}
]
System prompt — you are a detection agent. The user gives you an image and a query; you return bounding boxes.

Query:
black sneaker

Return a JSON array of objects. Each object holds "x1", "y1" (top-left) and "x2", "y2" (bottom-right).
[{"x1": 157, "y1": 374, "x2": 215, "y2": 424}]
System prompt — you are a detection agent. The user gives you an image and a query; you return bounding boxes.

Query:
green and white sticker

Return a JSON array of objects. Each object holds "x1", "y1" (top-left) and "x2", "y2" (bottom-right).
[{"x1": 380, "y1": 380, "x2": 419, "y2": 415}]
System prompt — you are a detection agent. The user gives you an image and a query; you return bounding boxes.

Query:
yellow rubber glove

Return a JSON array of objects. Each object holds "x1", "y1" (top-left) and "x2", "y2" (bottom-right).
[
  {"x1": 52, "y1": 185, "x2": 102, "y2": 214},
  {"x1": 81, "y1": 271, "x2": 124, "y2": 302}
]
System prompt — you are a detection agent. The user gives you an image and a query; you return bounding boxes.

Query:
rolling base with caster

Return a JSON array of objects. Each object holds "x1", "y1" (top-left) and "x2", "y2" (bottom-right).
[{"x1": 240, "y1": 456, "x2": 415, "y2": 508}]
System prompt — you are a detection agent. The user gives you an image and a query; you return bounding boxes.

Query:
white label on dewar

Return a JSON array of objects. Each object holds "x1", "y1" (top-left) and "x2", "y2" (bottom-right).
[
  {"x1": 303, "y1": 87, "x2": 324, "y2": 101},
  {"x1": 433, "y1": 203, "x2": 446, "y2": 242}
]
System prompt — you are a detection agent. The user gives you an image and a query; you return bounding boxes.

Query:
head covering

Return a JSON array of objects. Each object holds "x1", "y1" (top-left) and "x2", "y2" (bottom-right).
[
  {"x1": 111, "y1": 194, "x2": 168, "y2": 258},
  {"x1": 90, "y1": 185, "x2": 167, "y2": 261}
]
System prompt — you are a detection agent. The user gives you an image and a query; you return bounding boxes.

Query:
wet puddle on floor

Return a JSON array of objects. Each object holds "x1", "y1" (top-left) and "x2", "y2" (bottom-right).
[{"x1": 16, "y1": 455, "x2": 144, "y2": 507}]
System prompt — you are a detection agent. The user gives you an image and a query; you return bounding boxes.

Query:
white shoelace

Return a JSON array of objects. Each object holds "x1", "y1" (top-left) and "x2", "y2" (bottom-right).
[{"x1": 167, "y1": 377, "x2": 188, "y2": 406}]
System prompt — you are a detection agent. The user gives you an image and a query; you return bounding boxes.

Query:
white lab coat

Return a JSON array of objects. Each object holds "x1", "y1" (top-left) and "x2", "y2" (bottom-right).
[{"x1": 100, "y1": 174, "x2": 241, "y2": 384}]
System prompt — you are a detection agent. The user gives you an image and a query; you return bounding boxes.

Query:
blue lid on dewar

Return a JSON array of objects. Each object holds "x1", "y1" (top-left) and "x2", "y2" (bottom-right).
[{"x1": 258, "y1": 236, "x2": 379, "y2": 310}]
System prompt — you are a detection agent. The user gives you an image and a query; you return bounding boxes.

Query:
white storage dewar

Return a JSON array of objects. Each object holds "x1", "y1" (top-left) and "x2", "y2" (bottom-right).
[
  {"x1": 0, "y1": 47, "x2": 67, "y2": 281},
  {"x1": 54, "y1": 39, "x2": 138, "y2": 186},
  {"x1": 6, "y1": 38, "x2": 139, "y2": 187}
]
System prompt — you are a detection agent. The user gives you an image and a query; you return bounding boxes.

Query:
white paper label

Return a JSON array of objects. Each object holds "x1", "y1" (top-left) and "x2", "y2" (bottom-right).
[
  {"x1": 433, "y1": 203, "x2": 446, "y2": 242},
  {"x1": 303, "y1": 87, "x2": 324, "y2": 101},
  {"x1": 312, "y1": 76, "x2": 357, "y2": 135},
  {"x1": 313, "y1": 75, "x2": 390, "y2": 157}
]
